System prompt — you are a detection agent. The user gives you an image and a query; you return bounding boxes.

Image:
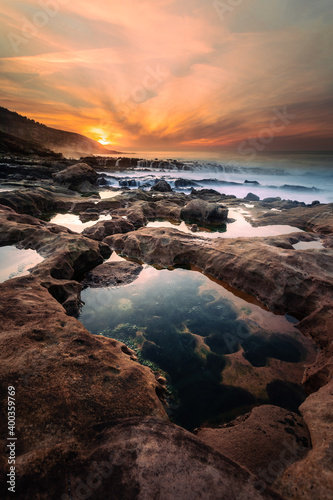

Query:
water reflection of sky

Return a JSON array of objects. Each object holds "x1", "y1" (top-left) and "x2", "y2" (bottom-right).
[
  {"x1": 49, "y1": 213, "x2": 112, "y2": 233},
  {"x1": 80, "y1": 266, "x2": 316, "y2": 430},
  {"x1": 147, "y1": 208, "x2": 302, "y2": 239},
  {"x1": 0, "y1": 246, "x2": 43, "y2": 283}
]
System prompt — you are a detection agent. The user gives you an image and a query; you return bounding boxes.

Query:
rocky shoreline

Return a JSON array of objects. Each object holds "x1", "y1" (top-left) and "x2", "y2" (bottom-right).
[{"x1": 0, "y1": 158, "x2": 332, "y2": 499}]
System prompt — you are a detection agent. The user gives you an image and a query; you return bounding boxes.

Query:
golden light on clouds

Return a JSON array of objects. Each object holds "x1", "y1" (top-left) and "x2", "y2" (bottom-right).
[{"x1": 0, "y1": 0, "x2": 332, "y2": 152}]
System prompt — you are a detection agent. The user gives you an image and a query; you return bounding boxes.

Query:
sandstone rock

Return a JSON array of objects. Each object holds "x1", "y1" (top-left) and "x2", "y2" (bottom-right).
[
  {"x1": 151, "y1": 180, "x2": 173, "y2": 192},
  {"x1": 82, "y1": 260, "x2": 143, "y2": 288},
  {"x1": 254, "y1": 203, "x2": 333, "y2": 234},
  {"x1": 0, "y1": 278, "x2": 168, "y2": 500},
  {"x1": 82, "y1": 218, "x2": 135, "y2": 241},
  {"x1": 0, "y1": 206, "x2": 110, "y2": 314},
  {"x1": 52, "y1": 163, "x2": 98, "y2": 192},
  {"x1": 197, "y1": 405, "x2": 310, "y2": 478},
  {"x1": 275, "y1": 381, "x2": 333, "y2": 500},
  {"x1": 107, "y1": 228, "x2": 333, "y2": 353},
  {"x1": 245, "y1": 192, "x2": 260, "y2": 201},
  {"x1": 181, "y1": 199, "x2": 228, "y2": 223}
]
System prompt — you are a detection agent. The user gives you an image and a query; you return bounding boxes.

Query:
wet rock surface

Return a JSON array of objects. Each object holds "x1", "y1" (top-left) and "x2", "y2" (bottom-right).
[
  {"x1": 52, "y1": 162, "x2": 98, "y2": 192},
  {"x1": 181, "y1": 198, "x2": 228, "y2": 223},
  {"x1": 197, "y1": 405, "x2": 310, "y2": 477},
  {"x1": 0, "y1": 161, "x2": 332, "y2": 499},
  {"x1": 82, "y1": 260, "x2": 143, "y2": 288}
]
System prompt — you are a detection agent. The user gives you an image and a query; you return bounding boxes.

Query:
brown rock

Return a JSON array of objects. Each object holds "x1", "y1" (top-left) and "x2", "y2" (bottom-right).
[
  {"x1": 181, "y1": 199, "x2": 228, "y2": 223},
  {"x1": 82, "y1": 217, "x2": 135, "y2": 241},
  {"x1": 275, "y1": 381, "x2": 333, "y2": 499},
  {"x1": 52, "y1": 162, "x2": 98, "y2": 192},
  {"x1": 107, "y1": 228, "x2": 333, "y2": 354},
  {"x1": 82, "y1": 260, "x2": 143, "y2": 288},
  {"x1": 197, "y1": 405, "x2": 310, "y2": 477}
]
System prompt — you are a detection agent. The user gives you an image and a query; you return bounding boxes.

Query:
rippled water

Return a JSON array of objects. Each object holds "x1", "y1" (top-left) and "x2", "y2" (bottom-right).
[{"x1": 80, "y1": 266, "x2": 316, "y2": 430}]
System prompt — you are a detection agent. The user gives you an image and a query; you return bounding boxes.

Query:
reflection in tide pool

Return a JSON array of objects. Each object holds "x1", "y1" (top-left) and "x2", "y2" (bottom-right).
[
  {"x1": 0, "y1": 246, "x2": 43, "y2": 283},
  {"x1": 49, "y1": 213, "x2": 112, "y2": 233},
  {"x1": 98, "y1": 190, "x2": 122, "y2": 200},
  {"x1": 80, "y1": 266, "x2": 316, "y2": 430},
  {"x1": 147, "y1": 208, "x2": 302, "y2": 239}
]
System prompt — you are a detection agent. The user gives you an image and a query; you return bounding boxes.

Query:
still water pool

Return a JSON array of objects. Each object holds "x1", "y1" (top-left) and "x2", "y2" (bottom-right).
[
  {"x1": 0, "y1": 245, "x2": 43, "y2": 283},
  {"x1": 80, "y1": 266, "x2": 316, "y2": 430}
]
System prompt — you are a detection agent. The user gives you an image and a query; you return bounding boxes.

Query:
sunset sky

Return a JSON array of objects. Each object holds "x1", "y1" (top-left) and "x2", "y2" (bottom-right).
[{"x1": 0, "y1": 0, "x2": 333, "y2": 152}]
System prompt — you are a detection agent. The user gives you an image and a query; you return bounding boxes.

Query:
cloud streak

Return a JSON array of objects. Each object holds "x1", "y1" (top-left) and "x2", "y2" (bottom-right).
[{"x1": 0, "y1": 0, "x2": 332, "y2": 152}]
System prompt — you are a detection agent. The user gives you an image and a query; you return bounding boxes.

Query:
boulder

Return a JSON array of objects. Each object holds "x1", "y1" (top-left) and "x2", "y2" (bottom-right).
[
  {"x1": 263, "y1": 197, "x2": 282, "y2": 203},
  {"x1": 82, "y1": 260, "x2": 143, "y2": 288},
  {"x1": 52, "y1": 163, "x2": 98, "y2": 192},
  {"x1": 245, "y1": 192, "x2": 260, "y2": 202},
  {"x1": 181, "y1": 199, "x2": 228, "y2": 223},
  {"x1": 82, "y1": 218, "x2": 135, "y2": 241},
  {"x1": 151, "y1": 180, "x2": 173, "y2": 192}
]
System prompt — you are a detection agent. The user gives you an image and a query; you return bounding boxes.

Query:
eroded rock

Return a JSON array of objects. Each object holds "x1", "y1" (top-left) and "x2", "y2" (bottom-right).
[
  {"x1": 83, "y1": 260, "x2": 143, "y2": 288},
  {"x1": 181, "y1": 199, "x2": 228, "y2": 223}
]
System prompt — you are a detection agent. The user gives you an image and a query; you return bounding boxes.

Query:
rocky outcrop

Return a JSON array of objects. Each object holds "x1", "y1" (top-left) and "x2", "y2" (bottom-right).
[
  {"x1": 0, "y1": 277, "x2": 168, "y2": 500},
  {"x1": 82, "y1": 260, "x2": 143, "y2": 288},
  {"x1": 106, "y1": 228, "x2": 333, "y2": 353},
  {"x1": 0, "y1": 206, "x2": 110, "y2": 314},
  {"x1": 151, "y1": 180, "x2": 172, "y2": 192},
  {"x1": 52, "y1": 163, "x2": 98, "y2": 192},
  {"x1": 245, "y1": 192, "x2": 260, "y2": 201},
  {"x1": 181, "y1": 199, "x2": 228, "y2": 223},
  {"x1": 275, "y1": 380, "x2": 333, "y2": 500},
  {"x1": 82, "y1": 218, "x2": 135, "y2": 241},
  {"x1": 254, "y1": 203, "x2": 333, "y2": 234},
  {"x1": 197, "y1": 405, "x2": 310, "y2": 478}
]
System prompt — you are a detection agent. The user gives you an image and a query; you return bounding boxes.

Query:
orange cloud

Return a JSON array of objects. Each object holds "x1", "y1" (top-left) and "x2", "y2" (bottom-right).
[{"x1": 0, "y1": 0, "x2": 332, "y2": 152}]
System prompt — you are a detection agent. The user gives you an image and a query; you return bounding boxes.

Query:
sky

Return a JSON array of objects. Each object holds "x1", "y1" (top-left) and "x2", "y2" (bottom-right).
[{"x1": 0, "y1": 0, "x2": 333, "y2": 153}]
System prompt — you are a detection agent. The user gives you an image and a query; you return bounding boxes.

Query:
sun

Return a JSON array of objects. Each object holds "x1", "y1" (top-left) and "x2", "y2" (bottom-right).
[{"x1": 98, "y1": 138, "x2": 110, "y2": 145}]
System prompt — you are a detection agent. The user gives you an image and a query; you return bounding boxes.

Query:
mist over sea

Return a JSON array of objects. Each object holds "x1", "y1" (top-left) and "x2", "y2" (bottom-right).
[{"x1": 100, "y1": 151, "x2": 333, "y2": 204}]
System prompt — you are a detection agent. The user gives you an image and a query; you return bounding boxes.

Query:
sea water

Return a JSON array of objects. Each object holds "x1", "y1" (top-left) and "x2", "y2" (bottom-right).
[{"x1": 80, "y1": 265, "x2": 316, "y2": 430}]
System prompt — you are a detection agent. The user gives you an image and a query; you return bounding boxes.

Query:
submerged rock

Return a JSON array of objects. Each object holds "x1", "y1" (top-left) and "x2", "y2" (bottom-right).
[{"x1": 83, "y1": 260, "x2": 143, "y2": 288}]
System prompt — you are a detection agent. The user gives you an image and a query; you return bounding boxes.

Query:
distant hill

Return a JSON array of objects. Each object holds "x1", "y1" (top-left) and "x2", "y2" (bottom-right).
[
  {"x1": 0, "y1": 107, "x2": 121, "y2": 157},
  {"x1": 0, "y1": 130, "x2": 63, "y2": 157}
]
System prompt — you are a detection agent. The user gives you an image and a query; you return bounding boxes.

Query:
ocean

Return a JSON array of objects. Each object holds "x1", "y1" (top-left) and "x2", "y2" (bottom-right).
[{"x1": 98, "y1": 151, "x2": 333, "y2": 204}]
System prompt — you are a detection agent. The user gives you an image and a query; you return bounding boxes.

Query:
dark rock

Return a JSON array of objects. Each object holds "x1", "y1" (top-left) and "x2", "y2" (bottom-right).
[
  {"x1": 151, "y1": 180, "x2": 172, "y2": 192},
  {"x1": 245, "y1": 193, "x2": 260, "y2": 202},
  {"x1": 191, "y1": 224, "x2": 199, "y2": 232},
  {"x1": 175, "y1": 178, "x2": 200, "y2": 188},
  {"x1": 244, "y1": 180, "x2": 260, "y2": 185},
  {"x1": 181, "y1": 199, "x2": 228, "y2": 223},
  {"x1": 263, "y1": 197, "x2": 282, "y2": 203},
  {"x1": 52, "y1": 163, "x2": 98, "y2": 192},
  {"x1": 311, "y1": 200, "x2": 320, "y2": 206}
]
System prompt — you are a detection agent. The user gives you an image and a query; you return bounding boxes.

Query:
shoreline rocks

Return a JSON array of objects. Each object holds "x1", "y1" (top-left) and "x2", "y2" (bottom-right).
[{"x1": 0, "y1": 162, "x2": 332, "y2": 499}]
